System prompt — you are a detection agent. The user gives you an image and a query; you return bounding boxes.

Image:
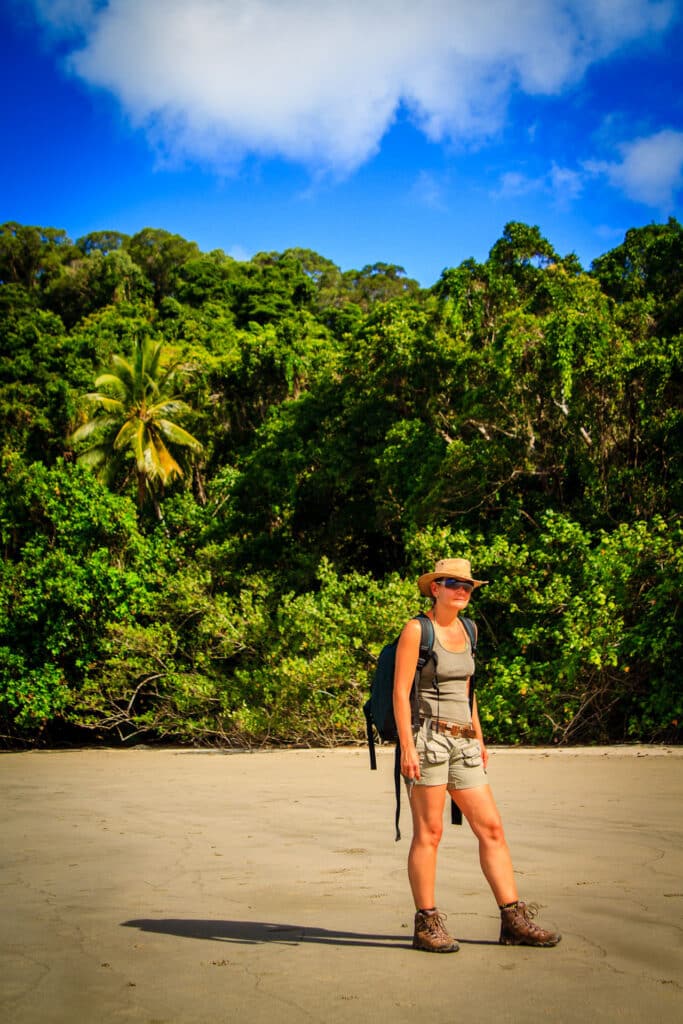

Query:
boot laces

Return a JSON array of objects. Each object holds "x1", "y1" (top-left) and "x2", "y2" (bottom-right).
[
  {"x1": 423, "y1": 910, "x2": 449, "y2": 937},
  {"x1": 518, "y1": 902, "x2": 551, "y2": 936}
]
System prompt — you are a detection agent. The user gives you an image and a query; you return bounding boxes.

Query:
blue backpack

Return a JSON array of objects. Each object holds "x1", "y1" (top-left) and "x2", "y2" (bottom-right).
[{"x1": 363, "y1": 612, "x2": 478, "y2": 839}]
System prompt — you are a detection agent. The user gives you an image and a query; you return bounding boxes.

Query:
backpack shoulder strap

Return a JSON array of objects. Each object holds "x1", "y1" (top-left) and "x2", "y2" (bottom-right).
[
  {"x1": 416, "y1": 612, "x2": 435, "y2": 670},
  {"x1": 461, "y1": 616, "x2": 477, "y2": 654},
  {"x1": 412, "y1": 612, "x2": 435, "y2": 727}
]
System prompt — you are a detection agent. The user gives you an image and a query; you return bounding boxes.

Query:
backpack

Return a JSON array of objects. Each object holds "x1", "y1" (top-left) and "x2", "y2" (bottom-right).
[{"x1": 364, "y1": 612, "x2": 478, "y2": 840}]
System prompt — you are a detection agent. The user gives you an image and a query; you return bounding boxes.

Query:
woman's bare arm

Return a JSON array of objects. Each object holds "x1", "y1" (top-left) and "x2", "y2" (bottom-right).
[{"x1": 393, "y1": 618, "x2": 423, "y2": 779}]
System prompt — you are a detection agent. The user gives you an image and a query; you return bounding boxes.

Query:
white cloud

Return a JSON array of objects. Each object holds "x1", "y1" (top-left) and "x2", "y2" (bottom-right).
[
  {"x1": 595, "y1": 223, "x2": 628, "y2": 241},
  {"x1": 550, "y1": 164, "x2": 584, "y2": 205},
  {"x1": 28, "y1": 0, "x2": 676, "y2": 175},
  {"x1": 492, "y1": 164, "x2": 583, "y2": 206},
  {"x1": 411, "y1": 171, "x2": 449, "y2": 211},
  {"x1": 493, "y1": 171, "x2": 544, "y2": 199},
  {"x1": 586, "y1": 130, "x2": 683, "y2": 207},
  {"x1": 227, "y1": 244, "x2": 251, "y2": 263},
  {"x1": 29, "y1": 0, "x2": 98, "y2": 34},
  {"x1": 494, "y1": 131, "x2": 683, "y2": 212}
]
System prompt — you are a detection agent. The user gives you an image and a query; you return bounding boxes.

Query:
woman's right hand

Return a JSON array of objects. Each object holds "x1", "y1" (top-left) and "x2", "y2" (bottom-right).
[{"x1": 400, "y1": 742, "x2": 421, "y2": 781}]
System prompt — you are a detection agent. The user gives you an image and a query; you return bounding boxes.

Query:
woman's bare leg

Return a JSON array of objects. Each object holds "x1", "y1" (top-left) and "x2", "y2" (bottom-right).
[
  {"x1": 451, "y1": 784, "x2": 518, "y2": 906},
  {"x1": 407, "y1": 784, "x2": 448, "y2": 909}
]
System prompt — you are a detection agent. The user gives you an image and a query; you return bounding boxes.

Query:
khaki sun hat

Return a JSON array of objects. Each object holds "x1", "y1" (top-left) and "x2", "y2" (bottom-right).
[{"x1": 417, "y1": 558, "x2": 489, "y2": 596}]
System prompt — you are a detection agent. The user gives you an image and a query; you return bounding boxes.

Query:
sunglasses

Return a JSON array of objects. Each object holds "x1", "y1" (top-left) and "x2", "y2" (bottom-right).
[{"x1": 435, "y1": 578, "x2": 474, "y2": 593}]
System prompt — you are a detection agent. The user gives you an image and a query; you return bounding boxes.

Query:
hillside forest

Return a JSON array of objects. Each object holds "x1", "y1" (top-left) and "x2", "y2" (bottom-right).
[{"x1": 0, "y1": 218, "x2": 681, "y2": 748}]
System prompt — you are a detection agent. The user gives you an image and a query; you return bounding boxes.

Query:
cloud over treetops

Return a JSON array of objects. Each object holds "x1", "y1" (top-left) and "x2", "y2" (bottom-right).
[{"x1": 30, "y1": 0, "x2": 676, "y2": 184}]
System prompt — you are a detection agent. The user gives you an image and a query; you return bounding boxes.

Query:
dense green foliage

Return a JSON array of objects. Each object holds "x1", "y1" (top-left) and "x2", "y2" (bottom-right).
[{"x1": 1, "y1": 219, "x2": 680, "y2": 747}]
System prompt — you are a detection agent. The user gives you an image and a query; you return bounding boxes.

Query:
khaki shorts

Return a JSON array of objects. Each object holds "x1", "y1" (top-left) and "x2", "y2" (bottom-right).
[{"x1": 411, "y1": 720, "x2": 488, "y2": 790}]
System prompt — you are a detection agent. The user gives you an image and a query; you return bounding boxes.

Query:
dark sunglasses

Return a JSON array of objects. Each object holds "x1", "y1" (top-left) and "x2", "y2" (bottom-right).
[{"x1": 436, "y1": 578, "x2": 474, "y2": 593}]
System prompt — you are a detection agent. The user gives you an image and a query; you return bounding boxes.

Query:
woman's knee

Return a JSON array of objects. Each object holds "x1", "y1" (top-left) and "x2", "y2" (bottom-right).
[
  {"x1": 413, "y1": 819, "x2": 444, "y2": 848},
  {"x1": 476, "y1": 816, "x2": 506, "y2": 846}
]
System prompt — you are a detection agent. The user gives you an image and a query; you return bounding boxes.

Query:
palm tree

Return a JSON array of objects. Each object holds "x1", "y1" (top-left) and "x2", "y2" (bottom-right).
[{"x1": 71, "y1": 337, "x2": 202, "y2": 517}]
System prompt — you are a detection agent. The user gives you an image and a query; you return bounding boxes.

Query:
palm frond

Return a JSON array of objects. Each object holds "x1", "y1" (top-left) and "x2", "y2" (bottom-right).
[
  {"x1": 76, "y1": 445, "x2": 109, "y2": 470},
  {"x1": 71, "y1": 415, "x2": 122, "y2": 443},
  {"x1": 155, "y1": 418, "x2": 203, "y2": 452},
  {"x1": 156, "y1": 360, "x2": 184, "y2": 392},
  {"x1": 148, "y1": 398, "x2": 192, "y2": 419},
  {"x1": 93, "y1": 374, "x2": 127, "y2": 400},
  {"x1": 77, "y1": 445, "x2": 128, "y2": 483},
  {"x1": 130, "y1": 420, "x2": 147, "y2": 472},
  {"x1": 145, "y1": 340, "x2": 164, "y2": 382},
  {"x1": 143, "y1": 372, "x2": 161, "y2": 402},
  {"x1": 112, "y1": 418, "x2": 141, "y2": 451},
  {"x1": 111, "y1": 355, "x2": 134, "y2": 394},
  {"x1": 142, "y1": 440, "x2": 172, "y2": 482},
  {"x1": 82, "y1": 392, "x2": 126, "y2": 414},
  {"x1": 153, "y1": 437, "x2": 183, "y2": 483}
]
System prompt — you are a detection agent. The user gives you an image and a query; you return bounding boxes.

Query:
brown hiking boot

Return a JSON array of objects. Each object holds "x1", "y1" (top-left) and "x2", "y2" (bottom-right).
[
  {"x1": 499, "y1": 901, "x2": 561, "y2": 947},
  {"x1": 413, "y1": 909, "x2": 460, "y2": 953}
]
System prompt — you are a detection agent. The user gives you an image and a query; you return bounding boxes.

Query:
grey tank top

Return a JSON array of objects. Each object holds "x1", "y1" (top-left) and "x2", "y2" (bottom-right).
[{"x1": 418, "y1": 624, "x2": 475, "y2": 726}]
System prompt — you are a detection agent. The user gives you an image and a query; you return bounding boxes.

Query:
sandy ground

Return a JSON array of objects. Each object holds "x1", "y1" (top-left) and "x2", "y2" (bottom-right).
[{"x1": 1, "y1": 745, "x2": 682, "y2": 1024}]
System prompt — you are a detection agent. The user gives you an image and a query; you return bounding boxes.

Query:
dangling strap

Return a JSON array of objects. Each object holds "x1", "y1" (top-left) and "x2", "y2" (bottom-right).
[
  {"x1": 365, "y1": 704, "x2": 377, "y2": 770},
  {"x1": 394, "y1": 744, "x2": 402, "y2": 841}
]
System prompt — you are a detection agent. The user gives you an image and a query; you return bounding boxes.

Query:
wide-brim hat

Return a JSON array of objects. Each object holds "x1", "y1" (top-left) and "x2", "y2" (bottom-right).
[{"x1": 418, "y1": 558, "x2": 489, "y2": 596}]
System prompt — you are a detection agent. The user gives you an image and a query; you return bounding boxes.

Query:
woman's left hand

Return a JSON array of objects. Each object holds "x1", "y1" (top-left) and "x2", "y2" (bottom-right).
[{"x1": 480, "y1": 742, "x2": 489, "y2": 771}]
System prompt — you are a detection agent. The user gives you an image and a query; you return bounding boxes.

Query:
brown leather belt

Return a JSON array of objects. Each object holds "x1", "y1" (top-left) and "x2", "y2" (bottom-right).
[{"x1": 420, "y1": 717, "x2": 477, "y2": 740}]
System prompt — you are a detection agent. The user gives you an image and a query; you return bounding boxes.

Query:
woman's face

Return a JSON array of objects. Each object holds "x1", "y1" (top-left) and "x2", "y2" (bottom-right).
[{"x1": 431, "y1": 578, "x2": 473, "y2": 611}]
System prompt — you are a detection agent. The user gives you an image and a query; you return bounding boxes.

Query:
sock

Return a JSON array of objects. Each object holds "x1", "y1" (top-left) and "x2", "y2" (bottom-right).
[{"x1": 499, "y1": 900, "x2": 518, "y2": 911}]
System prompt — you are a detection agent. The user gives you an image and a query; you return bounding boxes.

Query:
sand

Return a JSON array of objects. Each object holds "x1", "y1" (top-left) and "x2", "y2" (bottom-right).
[{"x1": 1, "y1": 745, "x2": 681, "y2": 1023}]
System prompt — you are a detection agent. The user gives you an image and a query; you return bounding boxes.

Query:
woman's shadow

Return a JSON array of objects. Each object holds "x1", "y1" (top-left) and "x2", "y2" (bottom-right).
[
  {"x1": 121, "y1": 918, "x2": 496, "y2": 948},
  {"x1": 122, "y1": 918, "x2": 410, "y2": 949}
]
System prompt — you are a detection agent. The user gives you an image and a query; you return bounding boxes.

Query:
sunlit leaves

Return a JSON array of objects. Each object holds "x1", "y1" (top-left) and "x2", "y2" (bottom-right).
[
  {"x1": 71, "y1": 336, "x2": 202, "y2": 513},
  {"x1": 0, "y1": 219, "x2": 681, "y2": 745}
]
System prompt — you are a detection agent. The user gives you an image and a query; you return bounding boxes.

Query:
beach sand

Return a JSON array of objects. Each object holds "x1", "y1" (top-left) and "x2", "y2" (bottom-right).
[{"x1": 1, "y1": 745, "x2": 681, "y2": 1023}]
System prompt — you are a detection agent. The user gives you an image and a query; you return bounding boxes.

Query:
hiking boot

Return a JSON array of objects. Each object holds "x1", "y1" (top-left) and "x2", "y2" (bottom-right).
[
  {"x1": 413, "y1": 909, "x2": 460, "y2": 953},
  {"x1": 499, "y1": 901, "x2": 561, "y2": 947}
]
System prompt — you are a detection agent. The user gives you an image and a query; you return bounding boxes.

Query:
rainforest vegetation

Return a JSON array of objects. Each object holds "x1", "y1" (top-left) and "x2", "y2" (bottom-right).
[{"x1": 0, "y1": 218, "x2": 681, "y2": 747}]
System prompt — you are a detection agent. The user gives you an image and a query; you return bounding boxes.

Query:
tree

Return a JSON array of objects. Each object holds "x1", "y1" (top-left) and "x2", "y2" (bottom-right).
[
  {"x1": 70, "y1": 337, "x2": 202, "y2": 517},
  {"x1": 341, "y1": 262, "x2": 421, "y2": 309},
  {"x1": 77, "y1": 231, "x2": 129, "y2": 256},
  {"x1": 0, "y1": 222, "x2": 77, "y2": 291},
  {"x1": 126, "y1": 228, "x2": 200, "y2": 304},
  {"x1": 489, "y1": 221, "x2": 559, "y2": 273},
  {"x1": 591, "y1": 218, "x2": 683, "y2": 338},
  {"x1": 44, "y1": 249, "x2": 152, "y2": 327},
  {"x1": 176, "y1": 250, "x2": 238, "y2": 307},
  {"x1": 0, "y1": 290, "x2": 92, "y2": 463},
  {"x1": 590, "y1": 218, "x2": 683, "y2": 303}
]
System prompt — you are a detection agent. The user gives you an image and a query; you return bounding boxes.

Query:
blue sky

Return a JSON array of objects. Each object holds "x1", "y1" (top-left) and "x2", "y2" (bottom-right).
[{"x1": 3, "y1": 0, "x2": 683, "y2": 286}]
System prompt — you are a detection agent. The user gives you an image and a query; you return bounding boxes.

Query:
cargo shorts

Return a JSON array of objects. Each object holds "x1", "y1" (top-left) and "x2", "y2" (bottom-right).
[{"x1": 411, "y1": 719, "x2": 487, "y2": 790}]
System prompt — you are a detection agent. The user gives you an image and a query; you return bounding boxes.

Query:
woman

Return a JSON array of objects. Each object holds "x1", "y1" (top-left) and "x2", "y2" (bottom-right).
[{"x1": 393, "y1": 557, "x2": 561, "y2": 953}]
